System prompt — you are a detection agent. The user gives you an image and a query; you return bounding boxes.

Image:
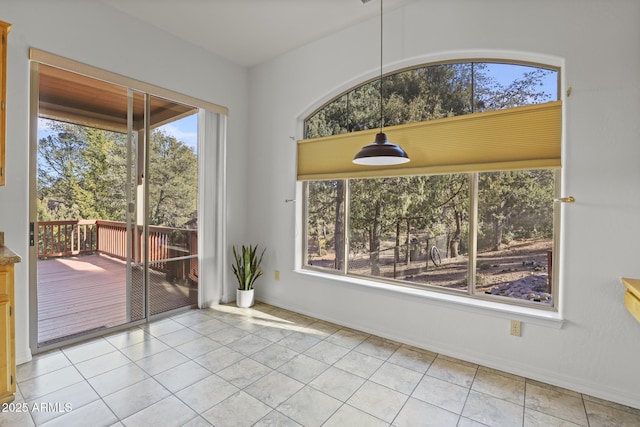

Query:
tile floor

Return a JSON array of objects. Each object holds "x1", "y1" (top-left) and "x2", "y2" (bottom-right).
[{"x1": 4, "y1": 303, "x2": 640, "y2": 427}]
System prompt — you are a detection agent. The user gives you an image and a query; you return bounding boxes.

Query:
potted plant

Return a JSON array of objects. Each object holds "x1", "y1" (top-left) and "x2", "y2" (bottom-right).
[{"x1": 231, "y1": 244, "x2": 265, "y2": 307}]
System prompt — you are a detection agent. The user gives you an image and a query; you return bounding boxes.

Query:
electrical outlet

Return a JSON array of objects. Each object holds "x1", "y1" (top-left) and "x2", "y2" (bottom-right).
[
  {"x1": 274, "y1": 270, "x2": 280, "y2": 281},
  {"x1": 510, "y1": 320, "x2": 521, "y2": 337}
]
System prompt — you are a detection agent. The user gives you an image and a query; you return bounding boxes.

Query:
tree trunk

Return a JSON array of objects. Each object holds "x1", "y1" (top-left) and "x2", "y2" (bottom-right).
[
  {"x1": 394, "y1": 221, "x2": 400, "y2": 263},
  {"x1": 315, "y1": 221, "x2": 323, "y2": 257},
  {"x1": 334, "y1": 181, "x2": 345, "y2": 270},
  {"x1": 450, "y1": 210, "x2": 462, "y2": 258},
  {"x1": 492, "y1": 217, "x2": 503, "y2": 251},
  {"x1": 370, "y1": 202, "x2": 381, "y2": 276},
  {"x1": 405, "y1": 218, "x2": 411, "y2": 265}
]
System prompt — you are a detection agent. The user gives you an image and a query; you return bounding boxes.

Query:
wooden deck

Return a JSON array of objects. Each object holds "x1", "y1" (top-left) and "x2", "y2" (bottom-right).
[{"x1": 37, "y1": 254, "x2": 198, "y2": 345}]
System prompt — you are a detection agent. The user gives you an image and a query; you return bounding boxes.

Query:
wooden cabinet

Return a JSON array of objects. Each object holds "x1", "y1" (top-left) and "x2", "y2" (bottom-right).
[
  {"x1": 0, "y1": 263, "x2": 15, "y2": 404},
  {"x1": 0, "y1": 20, "x2": 10, "y2": 186},
  {"x1": 622, "y1": 278, "x2": 640, "y2": 323}
]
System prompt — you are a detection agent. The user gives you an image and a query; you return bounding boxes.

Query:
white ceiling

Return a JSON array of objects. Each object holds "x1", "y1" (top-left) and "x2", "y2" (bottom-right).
[{"x1": 100, "y1": 0, "x2": 409, "y2": 68}]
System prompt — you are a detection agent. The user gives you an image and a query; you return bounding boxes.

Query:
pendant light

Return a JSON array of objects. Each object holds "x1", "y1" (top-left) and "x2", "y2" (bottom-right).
[{"x1": 353, "y1": 0, "x2": 410, "y2": 166}]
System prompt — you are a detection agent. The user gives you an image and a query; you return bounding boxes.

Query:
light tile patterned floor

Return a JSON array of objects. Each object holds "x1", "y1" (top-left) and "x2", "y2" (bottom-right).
[{"x1": 5, "y1": 303, "x2": 640, "y2": 427}]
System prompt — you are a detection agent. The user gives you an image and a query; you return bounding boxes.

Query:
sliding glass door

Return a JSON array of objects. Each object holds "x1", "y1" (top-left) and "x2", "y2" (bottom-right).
[
  {"x1": 32, "y1": 65, "x2": 201, "y2": 348},
  {"x1": 145, "y1": 95, "x2": 199, "y2": 317}
]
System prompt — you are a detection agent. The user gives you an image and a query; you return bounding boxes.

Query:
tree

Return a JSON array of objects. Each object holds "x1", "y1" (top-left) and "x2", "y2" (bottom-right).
[
  {"x1": 304, "y1": 61, "x2": 556, "y2": 275},
  {"x1": 417, "y1": 174, "x2": 469, "y2": 258},
  {"x1": 38, "y1": 122, "x2": 127, "y2": 221},
  {"x1": 305, "y1": 95, "x2": 349, "y2": 137},
  {"x1": 385, "y1": 63, "x2": 473, "y2": 124},
  {"x1": 38, "y1": 120, "x2": 198, "y2": 229},
  {"x1": 82, "y1": 128, "x2": 128, "y2": 220},
  {"x1": 475, "y1": 68, "x2": 553, "y2": 112},
  {"x1": 306, "y1": 180, "x2": 344, "y2": 269},
  {"x1": 349, "y1": 177, "x2": 422, "y2": 275},
  {"x1": 147, "y1": 129, "x2": 198, "y2": 228},
  {"x1": 478, "y1": 170, "x2": 554, "y2": 251}
]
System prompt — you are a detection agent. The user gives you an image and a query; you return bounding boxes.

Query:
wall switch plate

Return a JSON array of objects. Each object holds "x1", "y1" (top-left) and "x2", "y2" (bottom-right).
[
  {"x1": 510, "y1": 320, "x2": 521, "y2": 336},
  {"x1": 274, "y1": 270, "x2": 280, "y2": 281}
]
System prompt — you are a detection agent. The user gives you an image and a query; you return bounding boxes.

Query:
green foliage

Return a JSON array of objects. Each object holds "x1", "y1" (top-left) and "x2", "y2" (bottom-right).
[
  {"x1": 346, "y1": 174, "x2": 470, "y2": 273},
  {"x1": 148, "y1": 130, "x2": 198, "y2": 228},
  {"x1": 304, "y1": 61, "x2": 557, "y2": 270},
  {"x1": 478, "y1": 169, "x2": 555, "y2": 250},
  {"x1": 37, "y1": 120, "x2": 198, "y2": 229},
  {"x1": 38, "y1": 121, "x2": 128, "y2": 221},
  {"x1": 231, "y1": 245, "x2": 266, "y2": 291},
  {"x1": 305, "y1": 63, "x2": 476, "y2": 138},
  {"x1": 305, "y1": 61, "x2": 555, "y2": 138},
  {"x1": 306, "y1": 95, "x2": 349, "y2": 138}
]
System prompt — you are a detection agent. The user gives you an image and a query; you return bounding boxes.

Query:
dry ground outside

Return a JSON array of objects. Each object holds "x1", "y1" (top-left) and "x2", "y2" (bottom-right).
[{"x1": 309, "y1": 238, "x2": 552, "y2": 303}]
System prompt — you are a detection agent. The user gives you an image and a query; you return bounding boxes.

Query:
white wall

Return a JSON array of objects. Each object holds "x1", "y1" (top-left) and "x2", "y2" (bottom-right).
[
  {"x1": 248, "y1": 0, "x2": 640, "y2": 409},
  {"x1": 1, "y1": 1, "x2": 249, "y2": 363},
  {"x1": 3, "y1": 0, "x2": 640, "y2": 411}
]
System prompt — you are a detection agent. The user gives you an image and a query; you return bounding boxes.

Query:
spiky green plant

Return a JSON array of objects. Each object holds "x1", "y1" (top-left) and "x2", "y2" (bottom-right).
[{"x1": 231, "y1": 244, "x2": 266, "y2": 290}]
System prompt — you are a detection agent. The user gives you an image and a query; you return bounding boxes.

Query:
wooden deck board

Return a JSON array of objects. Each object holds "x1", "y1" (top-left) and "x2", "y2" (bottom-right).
[{"x1": 37, "y1": 253, "x2": 198, "y2": 345}]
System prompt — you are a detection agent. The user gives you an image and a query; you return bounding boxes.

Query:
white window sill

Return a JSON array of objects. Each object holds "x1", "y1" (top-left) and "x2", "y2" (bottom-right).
[{"x1": 295, "y1": 268, "x2": 564, "y2": 329}]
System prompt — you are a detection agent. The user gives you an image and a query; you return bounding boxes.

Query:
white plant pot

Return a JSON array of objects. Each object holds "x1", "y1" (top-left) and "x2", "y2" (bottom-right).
[{"x1": 236, "y1": 289, "x2": 254, "y2": 308}]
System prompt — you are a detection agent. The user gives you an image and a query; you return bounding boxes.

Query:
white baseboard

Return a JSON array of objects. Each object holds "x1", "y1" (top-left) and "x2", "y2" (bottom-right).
[{"x1": 16, "y1": 346, "x2": 33, "y2": 365}]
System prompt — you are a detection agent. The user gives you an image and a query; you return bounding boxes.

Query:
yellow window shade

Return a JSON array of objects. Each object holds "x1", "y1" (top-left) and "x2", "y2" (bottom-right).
[{"x1": 297, "y1": 100, "x2": 561, "y2": 181}]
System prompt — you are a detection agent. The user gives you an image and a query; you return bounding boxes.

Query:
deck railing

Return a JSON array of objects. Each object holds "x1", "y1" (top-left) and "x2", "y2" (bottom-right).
[
  {"x1": 38, "y1": 220, "x2": 98, "y2": 258},
  {"x1": 38, "y1": 220, "x2": 198, "y2": 283}
]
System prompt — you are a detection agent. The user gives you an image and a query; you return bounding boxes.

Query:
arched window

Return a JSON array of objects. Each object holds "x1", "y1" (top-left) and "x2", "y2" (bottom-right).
[{"x1": 299, "y1": 61, "x2": 561, "y2": 308}]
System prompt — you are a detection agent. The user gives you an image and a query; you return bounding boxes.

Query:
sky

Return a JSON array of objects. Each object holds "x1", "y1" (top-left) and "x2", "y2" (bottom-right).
[
  {"x1": 158, "y1": 114, "x2": 198, "y2": 150},
  {"x1": 484, "y1": 62, "x2": 558, "y2": 99}
]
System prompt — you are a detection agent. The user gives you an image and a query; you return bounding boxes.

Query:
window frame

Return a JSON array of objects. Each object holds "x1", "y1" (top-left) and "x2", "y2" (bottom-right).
[
  {"x1": 301, "y1": 169, "x2": 560, "y2": 311},
  {"x1": 298, "y1": 59, "x2": 562, "y2": 314}
]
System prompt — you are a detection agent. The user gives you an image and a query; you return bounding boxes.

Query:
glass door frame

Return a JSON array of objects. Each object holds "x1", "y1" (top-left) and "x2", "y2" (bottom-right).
[{"x1": 28, "y1": 50, "x2": 228, "y2": 354}]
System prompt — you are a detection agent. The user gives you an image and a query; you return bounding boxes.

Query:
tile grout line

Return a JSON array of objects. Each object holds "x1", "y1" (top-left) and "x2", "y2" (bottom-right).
[
  {"x1": 18, "y1": 305, "x2": 640, "y2": 426},
  {"x1": 581, "y1": 392, "x2": 592, "y2": 427}
]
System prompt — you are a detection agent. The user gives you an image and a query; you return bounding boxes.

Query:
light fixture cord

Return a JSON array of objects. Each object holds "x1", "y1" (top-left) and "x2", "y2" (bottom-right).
[{"x1": 379, "y1": 0, "x2": 384, "y2": 134}]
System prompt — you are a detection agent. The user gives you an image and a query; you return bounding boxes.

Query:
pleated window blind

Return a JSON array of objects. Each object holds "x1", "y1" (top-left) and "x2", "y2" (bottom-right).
[{"x1": 297, "y1": 100, "x2": 561, "y2": 181}]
